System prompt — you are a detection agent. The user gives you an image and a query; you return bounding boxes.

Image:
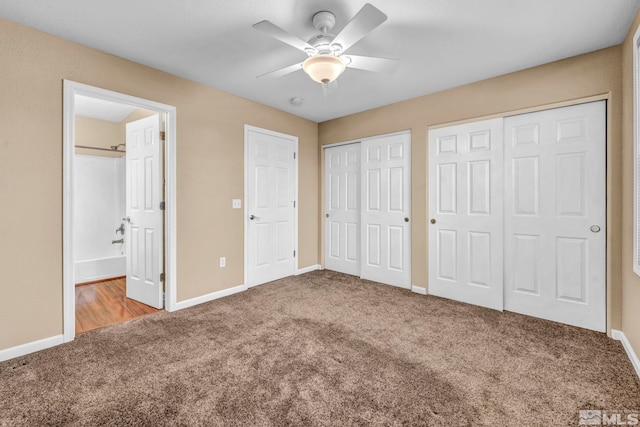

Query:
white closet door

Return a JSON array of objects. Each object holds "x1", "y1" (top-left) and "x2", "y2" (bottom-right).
[
  {"x1": 324, "y1": 144, "x2": 361, "y2": 276},
  {"x1": 504, "y1": 101, "x2": 606, "y2": 332},
  {"x1": 428, "y1": 118, "x2": 504, "y2": 310},
  {"x1": 361, "y1": 132, "x2": 411, "y2": 288}
]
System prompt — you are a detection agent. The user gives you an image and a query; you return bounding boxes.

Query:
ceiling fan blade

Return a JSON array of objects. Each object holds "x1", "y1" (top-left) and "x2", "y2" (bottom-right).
[
  {"x1": 331, "y1": 4, "x2": 387, "y2": 53},
  {"x1": 344, "y1": 55, "x2": 399, "y2": 73},
  {"x1": 253, "y1": 20, "x2": 316, "y2": 53},
  {"x1": 257, "y1": 62, "x2": 304, "y2": 79}
]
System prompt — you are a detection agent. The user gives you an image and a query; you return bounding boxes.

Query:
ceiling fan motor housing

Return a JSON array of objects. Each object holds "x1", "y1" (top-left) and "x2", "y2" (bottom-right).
[{"x1": 308, "y1": 33, "x2": 339, "y2": 55}]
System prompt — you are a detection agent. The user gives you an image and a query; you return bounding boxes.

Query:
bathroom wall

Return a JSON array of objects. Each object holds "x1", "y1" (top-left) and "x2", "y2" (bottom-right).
[{"x1": 73, "y1": 115, "x2": 127, "y2": 283}]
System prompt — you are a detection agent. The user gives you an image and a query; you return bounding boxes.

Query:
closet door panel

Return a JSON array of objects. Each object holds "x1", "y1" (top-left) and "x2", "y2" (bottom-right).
[
  {"x1": 428, "y1": 118, "x2": 504, "y2": 310},
  {"x1": 504, "y1": 101, "x2": 606, "y2": 332},
  {"x1": 361, "y1": 132, "x2": 411, "y2": 288}
]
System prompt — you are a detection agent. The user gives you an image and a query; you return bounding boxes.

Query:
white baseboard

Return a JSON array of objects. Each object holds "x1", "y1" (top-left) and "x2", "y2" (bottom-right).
[
  {"x1": 411, "y1": 285, "x2": 427, "y2": 295},
  {"x1": 611, "y1": 329, "x2": 640, "y2": 380},
  {"x1": 296, "y1": 264, "x2": 321, "y2": 275},
  {"x1": 173, "y1": 284, "x2": 247, "y2": 311},
  {"x1": 0, "y1": 334, "x2": 64, "y2": 362}
]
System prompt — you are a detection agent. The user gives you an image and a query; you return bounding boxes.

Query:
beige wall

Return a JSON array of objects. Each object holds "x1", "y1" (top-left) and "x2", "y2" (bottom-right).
[
  {"x1": 319, "y1": 47, "x2": 624, "y2": 334},
  {"x1": 0, "y1": 18, "x2": 318, "y2": 350},
  {"x1": 75, "y1": 116, "x2": 124, "y2": 158},
  {"x1": 622, "y1": 9, "x2": 640, "y2": 362}
]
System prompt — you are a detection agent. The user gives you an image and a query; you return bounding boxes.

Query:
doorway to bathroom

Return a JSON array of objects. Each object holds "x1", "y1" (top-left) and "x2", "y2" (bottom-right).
[
  {"x1": 73, "y1": 101, "x2": 162, "y2": 333},
  {"x1": 63, "y1": 81, "x2": 177, "y2": 341}
]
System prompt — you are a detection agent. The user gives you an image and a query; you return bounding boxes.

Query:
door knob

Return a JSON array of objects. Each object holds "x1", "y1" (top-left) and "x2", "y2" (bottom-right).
[
  {"x1": 590, "y1": 225, "x2": 601, "y2": 233},
  {"x1": 249, "y1": 214, "x2": 260, "y2": 220},
  {"x1": 404, "y1": 217, "x2": 410, "y2": 223},
  {"x1": 326, "y1": 213, "x2": 329, "y2": 218},
  {"x1": 122, "y1": 216, "x2": 133, "y2": 224},
  {"x1": 430, "y1": 219, "x2": 436, "y2": 224}
]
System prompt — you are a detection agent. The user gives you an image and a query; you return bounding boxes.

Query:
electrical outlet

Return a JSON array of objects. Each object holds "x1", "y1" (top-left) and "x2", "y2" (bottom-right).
[
  {"x1": 232, "y1": 199, "x2": 241, "y2": 209},
  {"x1": 219, "y1": 257, "x2": 226, "y2": 268}
]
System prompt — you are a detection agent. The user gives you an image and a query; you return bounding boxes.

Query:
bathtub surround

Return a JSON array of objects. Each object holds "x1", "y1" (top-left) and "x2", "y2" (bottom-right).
[{"x1": 73, "y1": 154, "x2": 126, "y2": 284}]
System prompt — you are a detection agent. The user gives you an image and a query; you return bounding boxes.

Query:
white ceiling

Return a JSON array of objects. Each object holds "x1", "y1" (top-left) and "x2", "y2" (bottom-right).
[
  {"x1": 1, "y1": 0, "x2": 638, "y2": 122},
  {"x1": 75, "y1": 95, "x2": 137, "y2": 122}
]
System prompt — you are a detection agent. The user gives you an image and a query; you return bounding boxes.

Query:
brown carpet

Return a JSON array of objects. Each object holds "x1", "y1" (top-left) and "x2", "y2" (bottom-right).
[{"x1": 1, "y1": 270, "x2": 639, "y2": 426}]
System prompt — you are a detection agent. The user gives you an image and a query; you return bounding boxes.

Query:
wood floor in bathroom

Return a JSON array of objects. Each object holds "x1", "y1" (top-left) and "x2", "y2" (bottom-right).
[{"x1": 75, "y1": 278, "x2": 161, "y2": 334}]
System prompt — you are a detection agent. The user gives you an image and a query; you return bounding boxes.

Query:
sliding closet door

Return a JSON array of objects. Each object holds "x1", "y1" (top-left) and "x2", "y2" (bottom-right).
[
  {"x1": 361, "y1": 132, "x2": 411, "y2": 288},
  {"x1": 504, "y1": 101, "x2": 606, "y2": 332},
  {"x1": 324, "y1": 144, "x2": 361, "y2": 276},
  {"x1": 428, "y1": 119, "x2": 504, "y2": 310}
]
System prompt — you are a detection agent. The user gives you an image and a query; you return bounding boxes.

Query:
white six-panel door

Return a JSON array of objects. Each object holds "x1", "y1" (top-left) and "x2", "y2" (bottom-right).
[
  {"x1": 428, "y1": 118, "x2": 504, "y2": 310},
  {"x1": 125, "y1": 114, "x2": 164, "y2": 309},
  {"x1": 504, "y1": 101, "x2": 606, "y2": 332},
  {"x1": 324, "y1": 144, "x2": 361, "y2": 276},
  {"x1": 360, "y1": 132, "x2": 411, "y2": 288},
  {"x1": 245, "y1": 126, "x2": 297, "y2": 287}
]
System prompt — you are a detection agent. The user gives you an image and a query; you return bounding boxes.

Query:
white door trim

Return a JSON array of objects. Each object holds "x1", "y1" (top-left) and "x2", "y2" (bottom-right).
[
  {"x1": 322, "y1": 130, "x2": 411, "y2": 150},
  {"x1": 62, "y1": 80, "x2": 178, "y2": 343},
  {"x1": 243, "y1": 125, "x2": 299, "y2": 286}
]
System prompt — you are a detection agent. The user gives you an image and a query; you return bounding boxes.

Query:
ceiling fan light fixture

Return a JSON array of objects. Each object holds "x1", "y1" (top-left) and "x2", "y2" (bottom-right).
[{"x1": 302, "y1": 54, "x2": 346, "y2": 85}]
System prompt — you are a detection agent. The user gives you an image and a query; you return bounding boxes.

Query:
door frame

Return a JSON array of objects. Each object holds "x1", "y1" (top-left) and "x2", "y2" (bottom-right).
[
  {"x1": 62, "y1": 80, "x2": 178, "y2": 342},
  {"x1": 243, "y1": 125, "x2": 299, "y2": 286}
]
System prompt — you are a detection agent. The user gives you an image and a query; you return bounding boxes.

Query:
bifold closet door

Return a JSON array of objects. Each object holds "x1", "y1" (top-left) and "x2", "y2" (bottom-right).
[
  {"x1": 428, "y1": 118, "x2": 504, "y2": 310},
  {"x1": 504, "y1": 101, "x2": 606, "y2": 332},
  {"x1": 324, "y1": 144, "x2": 361, "y2": 276},
  {"x1": 361, "y1": 133, "x2": 411, "y2": 288}
]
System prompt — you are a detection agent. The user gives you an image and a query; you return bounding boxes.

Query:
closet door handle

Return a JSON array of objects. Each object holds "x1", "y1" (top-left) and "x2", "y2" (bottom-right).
[
  {"x1": 123, "y1": 216, "x2": 133, "y2": 224},
  {"x1": 430, "y1": 219, "x2": 436, "y2": 224}
]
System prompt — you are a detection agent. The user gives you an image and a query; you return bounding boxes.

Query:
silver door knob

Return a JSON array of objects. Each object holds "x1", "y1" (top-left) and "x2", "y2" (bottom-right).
[{"x1": 590, "y1": 225, "x2": 601, "y2": 233}]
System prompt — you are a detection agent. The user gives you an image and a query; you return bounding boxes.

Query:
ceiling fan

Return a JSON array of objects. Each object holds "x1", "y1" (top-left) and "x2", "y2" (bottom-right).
[{"x1": 252, "y1": 3, "x2": 398, "y2": 88}]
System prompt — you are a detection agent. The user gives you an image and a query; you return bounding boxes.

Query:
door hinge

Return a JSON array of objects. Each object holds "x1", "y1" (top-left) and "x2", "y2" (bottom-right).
[
  {"x1": 160, "y1": 272, "x2": 165, "y2": 282},
  {"x1": 160, "y1": 131, "x2": 166, "y2": 141},
  {"x1": 293, "y1": 152, "x2": 296, "y2": 159},
  {"x1": 160, "y1": 201, "x2": 166, "y2": 210},
  {"x1": 293, "y1": 201, "x2": 296, "y2": 208},
  {"x1": 293, "y1": 250, "x2": 296, "y2": 257}
]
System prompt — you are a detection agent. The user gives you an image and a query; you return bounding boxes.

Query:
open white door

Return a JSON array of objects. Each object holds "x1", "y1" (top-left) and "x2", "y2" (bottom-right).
[
  {"x1": 125, "y1": 114, "x2": 164, "y2": 309},
  {"x1": 245, "y1": 126, "x2": 297, "y2": 287},
  {"x1": 324, "y1": 144, "x2": 361, "y2": 276},
  {"x1": 428, "y1": 118, "x2": 504, "y2": 310},
  {"x1": 504, "y1": 101, "x2": 606, "y2": 332},
  {"x1": 360, "y1": 132, "x2": 411, "y2": 288}
]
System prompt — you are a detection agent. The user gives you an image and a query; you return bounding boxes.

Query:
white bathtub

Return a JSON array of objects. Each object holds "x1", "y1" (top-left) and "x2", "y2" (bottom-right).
[{"x1": 75, "y1": 255, "x2": 126, "y2": 284}]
